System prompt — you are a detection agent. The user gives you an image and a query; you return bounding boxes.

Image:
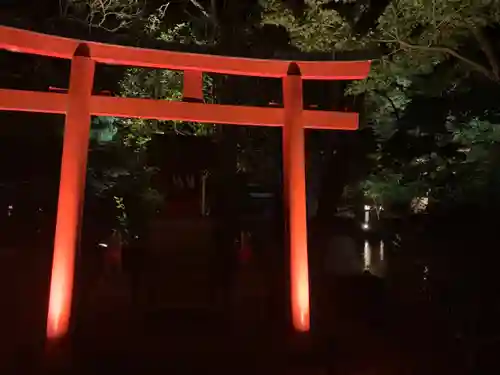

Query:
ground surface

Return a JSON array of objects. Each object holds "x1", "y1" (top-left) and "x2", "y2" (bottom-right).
[{"x1": 0, "y1": 243, "x2": 463, "y2": 375}]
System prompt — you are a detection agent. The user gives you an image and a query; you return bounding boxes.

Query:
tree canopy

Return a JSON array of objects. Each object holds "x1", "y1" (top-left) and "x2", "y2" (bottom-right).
[{"x1": 262, "y1": 0, "x2": 500, "y2": 214}]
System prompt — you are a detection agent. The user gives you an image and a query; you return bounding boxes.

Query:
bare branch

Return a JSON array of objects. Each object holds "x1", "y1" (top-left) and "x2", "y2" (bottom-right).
[
  {"x1": 188, "y1": 0, "x2": 210, "y2": 18},
  {"x1": 68, "y1": 0, "x2": 143, "y2": 32}
]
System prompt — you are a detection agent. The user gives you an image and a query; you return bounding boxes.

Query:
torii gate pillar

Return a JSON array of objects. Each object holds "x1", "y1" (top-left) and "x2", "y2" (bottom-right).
[
  {"x1": 283, "y1": 63, "x2": 310, "y2": 331},
  {"x1": 46, "y1": 44, "x2": 94, "y2": 340}
]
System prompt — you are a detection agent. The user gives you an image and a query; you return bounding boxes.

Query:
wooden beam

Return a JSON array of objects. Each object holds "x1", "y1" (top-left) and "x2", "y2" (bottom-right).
[
  {"x1": 92, "y1": 95, "x2": 283, "y2": 126},
  {"x1": 0, "y1": 26, "x2": 371, "y2": 80},
  {"x1": 0, "y1": 89, "x2": 358, "y2": 130},
  {"x1": 183, "y1": 70, "x2": 203, "y2": 102},
  {"x1": 0, "y1": 89, "x2": 66, "y2": 114}
]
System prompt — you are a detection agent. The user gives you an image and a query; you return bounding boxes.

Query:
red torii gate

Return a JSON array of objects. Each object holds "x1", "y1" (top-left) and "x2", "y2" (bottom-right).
[{"x1": 0, "y1": 25, "x2": 370, "y2": 340}]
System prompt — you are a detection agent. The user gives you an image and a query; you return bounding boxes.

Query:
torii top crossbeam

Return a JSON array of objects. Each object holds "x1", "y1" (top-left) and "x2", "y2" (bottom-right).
[{"x1": 0, "y1": 25, "x2": 370, "y2": 340}]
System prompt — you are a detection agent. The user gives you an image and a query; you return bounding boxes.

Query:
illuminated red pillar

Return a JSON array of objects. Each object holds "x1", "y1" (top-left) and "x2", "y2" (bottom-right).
[
  {"x1": 283, "y1": 63, "x2": 310, "y2": 332},
  {"x1": 183, "y1": 70, "x2": 203, "y2": 102},
  {"x1": 46, "y1": 44, "x2": 95, "y2": 340}
]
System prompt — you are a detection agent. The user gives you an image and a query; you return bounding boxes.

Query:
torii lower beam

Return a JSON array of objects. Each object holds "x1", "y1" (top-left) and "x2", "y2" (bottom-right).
[
  {"x1": 0, "y1": 25, "x2": 370, "y2": 339},
  {"x1": 0, "y1": 89, "x2": 360, "y2": 130}
]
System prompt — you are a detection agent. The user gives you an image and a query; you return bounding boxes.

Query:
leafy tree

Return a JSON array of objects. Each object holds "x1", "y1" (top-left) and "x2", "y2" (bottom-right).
[
  {"x1": 86, "y1": 26, "x2": 220, "y2": 241},
  {"x1": 263, "y1": 0, "x2": 500, "y2": 216}
]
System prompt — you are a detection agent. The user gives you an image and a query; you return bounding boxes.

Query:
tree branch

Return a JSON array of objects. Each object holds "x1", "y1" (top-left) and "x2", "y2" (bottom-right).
[
  {"x1": 469, "y1": 25, "x2": 500, "y2": 80},
  {"x1": 379, "y1": 38, "x2": 499, "y2": 82},
  {"x1": 210, "y1": 0, "x2": 218, "y2": 25},
  {"x1": 188, "y1": 0, "x2": 210, "y2": 18},
  {"x1": 374, "y1": 89, "x2": 401, "y2": 121},
  {"x1": 71, "y1": 0, "x2": 143, "y2": 32}
]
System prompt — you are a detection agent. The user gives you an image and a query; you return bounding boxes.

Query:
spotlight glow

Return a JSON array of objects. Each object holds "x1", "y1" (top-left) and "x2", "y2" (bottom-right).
[{"x1": 363, "y1": 240, "x2": 371, "y2": 270}]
